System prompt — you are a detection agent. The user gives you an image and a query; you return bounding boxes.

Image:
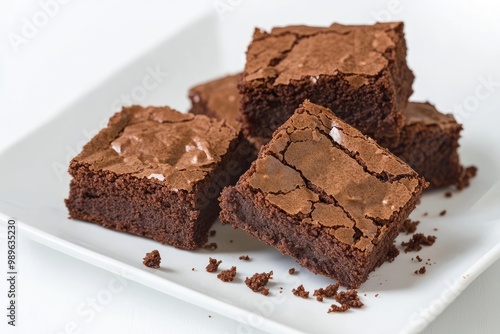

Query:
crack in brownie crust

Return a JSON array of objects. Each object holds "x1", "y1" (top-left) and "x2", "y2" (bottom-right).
[{"x1": 220, "y1": 101, "x2": 427, "y2": 288}]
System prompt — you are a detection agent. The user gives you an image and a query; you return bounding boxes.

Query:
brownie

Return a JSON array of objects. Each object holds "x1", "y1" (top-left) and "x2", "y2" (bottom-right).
[
  {"x1": 65, "y1": 105, "x2": 252, "y2": 249},
  {"x1": 220, "y1": 100, "x2": 427, "y2": 288},
  {"x1": 389, "y1": 102, "x2": 475, "y2": 188},
  {"x1": 189, "y1": 74, "x2": 241, "y2": 129},
  {"x1": 239, "y1": 22, "x2": 414, "y2": 147}
]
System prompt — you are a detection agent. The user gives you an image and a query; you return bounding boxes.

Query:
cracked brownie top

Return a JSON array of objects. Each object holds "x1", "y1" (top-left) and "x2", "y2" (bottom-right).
[
  {"x1": 245, "y1": 100, "x2": 426, "y2": 252},
  {"x1": 244, "y1": 22, "x2": 405, "y2": 85},
  {"x1": 73, "y1": 105, "x2": 238, "y2": 191}
]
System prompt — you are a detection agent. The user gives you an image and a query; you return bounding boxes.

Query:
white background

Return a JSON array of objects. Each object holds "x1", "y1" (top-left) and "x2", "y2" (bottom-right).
[{"x1": 1, "y1": 1, "x2": 500, "y2": 333}]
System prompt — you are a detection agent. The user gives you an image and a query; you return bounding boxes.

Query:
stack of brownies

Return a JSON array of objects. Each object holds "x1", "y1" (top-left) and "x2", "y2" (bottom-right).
[{"x1": 66, "y1": 22, "x2": 476, "y2": 288}]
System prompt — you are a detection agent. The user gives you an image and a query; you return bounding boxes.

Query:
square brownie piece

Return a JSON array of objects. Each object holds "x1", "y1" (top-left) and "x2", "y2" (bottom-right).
[
  {"x1": 239, "y1": 22, "x2": 414, "y2": 147},
  {"x1": 220, "y1": 100, "x2": 427, "y2": 288},
  {"x1": 389, "y1": 102, "x2": 476, "y2": 189},
  {"x1": 189, "y1": 73, "x2": 241, "y2": 129},
  {"x1": 65, "y1": 105, "x2": 251, "y2": 249}
]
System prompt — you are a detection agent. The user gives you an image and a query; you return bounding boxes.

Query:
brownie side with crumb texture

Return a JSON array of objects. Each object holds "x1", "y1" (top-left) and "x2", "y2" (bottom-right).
[
  {"x1": 220, "y1": 100, "x2": 427, "y2": 288},
  {"x1": 65, "y1": 105, "x2": 252, "y2": 249},
  {"x1": 389, "y1": 102, "x2": 477, "y2": 189}
]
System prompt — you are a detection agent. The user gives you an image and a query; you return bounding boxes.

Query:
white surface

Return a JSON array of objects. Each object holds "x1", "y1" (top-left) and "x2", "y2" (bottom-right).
[{"x1": 1, "y1": 1, "x2": 500, "y2": 333}]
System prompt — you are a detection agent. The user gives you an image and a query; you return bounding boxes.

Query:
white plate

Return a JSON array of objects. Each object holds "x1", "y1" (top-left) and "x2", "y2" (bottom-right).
[{"x1": 1, "y1": 11, "x2": 500, "y2": 334}]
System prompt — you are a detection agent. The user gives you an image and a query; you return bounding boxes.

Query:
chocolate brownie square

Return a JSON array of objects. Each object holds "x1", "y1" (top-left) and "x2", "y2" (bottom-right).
[
  {"x1": 239, "y1": 22, "x2": 414, "y2": 147},
  {"x1": 389, "y1": 102, "x2": 476, "y2": 188},
  {"x1": 65, "y1": 105, "x2": 251, "y2": 249},
  {"x1": 189, "y1": 74, "x2": 241, "y2": 129},
  {"x1": 220, "y1": 100, "x2": 427, "y2": 288}
]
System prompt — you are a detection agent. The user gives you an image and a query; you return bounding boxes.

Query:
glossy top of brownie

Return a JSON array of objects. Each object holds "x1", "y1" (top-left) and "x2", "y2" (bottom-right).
[
  {"x1": 404, "y1": 102, "x2": 460, "y2": 128},
  {"x1": 246, "y1": 100, "x2": 424, "y2": 251},
  {"x1": 244, "y1": 22, "x2": 405, "y2": 85},
  {"x1": 74, "y1": 105, "x2": 238, "y2": 191},
  {"x1": 189, "y1": 74, "x2": 240, "y2": 126}
]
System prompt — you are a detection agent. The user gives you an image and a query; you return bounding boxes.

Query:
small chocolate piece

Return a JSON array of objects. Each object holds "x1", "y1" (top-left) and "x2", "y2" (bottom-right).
[
  {"x1": 220, "y1": 101, "x2": 427, "y2": 288},
  {"x1": 416, "y1": 255, "x2": 423, "y2": 262},
  {"x1": 439, "y1": 210, "x2": 447, "y2": 217},
  {"x1": 143, "y1": 250, "x2": 161, "y2": 269},
  {"x1": 209, "y1": 230, "x2": 216, "y2": 237},
  {"x1": 288, "y1": 268, "x2": 296, "y2": 275},
  {"x1": 445, "y1": 191, "x2": 453, "y2": 198},
  {"x1": 399, "y1": 219, "x2": 420, "y2": 234},
  {"x1": 206, "y1": 257, "x2": 222, "y2": 273},
  {"x1": 239, "y1": 22, "x2": 414, "y2": 148},
  {"x1": 415, "y1": 266, "x2": 427, "y2": 274},
  {"x1": 313, "y1": 283, "x2": 340, "y2": 302},
  {"x1": 65, "y1": 105, "x2": 252, "y2": 249},
  {"x1": 334, "y1": 290, "x2": 364, "y2": 308},
  {"x1": 245, "y1": 271, "x2": 273, "y2": 295},
  {"x1": 456, "y1": 166, "x2": 478, "y2": 190},
  {"x1": 217, "y1": 266, "x2": 237, "y2": 282},
  {"x1": 204, "y1": 242, "x2": 218, "y2": 250},
  {"x1": 327, "y1": 304, "x2": 350, "y2": 313},
  {"x1": 292, "y1": 284, "x2": 309, "y2": 299},
  {"x1": 239, "y1": 255, "x2": 251, "y2": 261},
  {"x1": 401, "y1": 233, "x2": 437, "y2": 253}
]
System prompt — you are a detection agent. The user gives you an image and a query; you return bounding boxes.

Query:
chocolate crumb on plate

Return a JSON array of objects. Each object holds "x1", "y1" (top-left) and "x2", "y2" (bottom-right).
[
  {"x1": 313, "y1": 283, "x2": 340, "y2": 302},
  {"x1": 217, "y1": 266, "x2": 237, "y2": 282},
  {"x1": 292, "y1": 284, "x2": 309, "y2": 299},
  {"x1": 143, "y1": 250, "x2": 161, "y2": 269},
  {"x1": 328, "y1": 304, "x2": 350, "y2": 313},
  {"x1": 204, "y1": 242, "x2": 218, "y2": 250},
  {"x1": 206, "y1": 257, "x2": 222, "y2": 273},
  {"x1": 288, "y1": 267, "x2": 296, "y2": 275},
  {"x1": 209, "y1": 230, "x2": 216, "y2": 237},
  {"x1": 456, "y1": 166, "x2": 478, "y2": 190},
  {"x1": 245, "y1": 271, "x2": 273, "y2": 296},
  {"x1": 239, "y1": 255, "x2": 251, "y2": 261},
  {"x1": 439, "y1": 210, "x2": 447, "y2": 216},
  {"x1": 399, "y1": 219, "x2": 420, "y2": 234},
  {"x1": 416, "y1": 255, "x2": 422, "y2": 262},
  {"x1": 334, "y1": 290, "x2": 364, "y2": 308},
  {"x1": 445, "y1": 191, "x2": 453, "y2": 198},
  {"x1": 401, "y1": 233, "x2": 437, "y2": 252},
  {"x1": 415, "y1": 266, "x2": 427, "y2": 274}
]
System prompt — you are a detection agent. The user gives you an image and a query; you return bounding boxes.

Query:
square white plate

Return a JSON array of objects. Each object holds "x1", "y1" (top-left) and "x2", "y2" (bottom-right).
[{"x1": 1, "y1": 10, "x2": 500, "y2": 334}]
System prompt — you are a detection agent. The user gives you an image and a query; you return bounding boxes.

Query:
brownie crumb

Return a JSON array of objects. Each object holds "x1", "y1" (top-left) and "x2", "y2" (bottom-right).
[
  {"x1": 209, "y1": 230, "x2": 216, "y2": 237},
  {"x1": 456, "y1": 166, "x2": 478, "y2": 190},
  {"x1": 208, "y1": 315, "x2": 212, "y2": 318},
  {"x1": 292, "y1": 284, "x2": 309, "y2": 299},
  {"x1": 143, "y1": 250, "x2": 161, "y2": 269},
  {"x1": 399, "y1": 219, "x2": 420, "y2": 235},
  {"x1": 191, "y1": 268, "x2": 195, "y2": 271},
  {"x1": 245, "y1": 271, "x2": 273, "y2": 296},
  {"x1": 217, "y1": 266, "x2": 237, "y2": 282},
  {"x1": 288, "y1": 267, "x2": 296, "y2": 275},
  {"x1": 439, "y1": 210, "x2": 447, "y2": 216},
  {"x1": 445, "y1": 191, "x2": 453, "y2": 198},
  {"x1": 229, "y1": 240, "x2": 234, "y2": 243},
  {"x1": 401, "y1": 233, "x2": 437, "y2": 252},
  {"x1": 313, "y1": 283, "x2": 340, "y2": 302},
  {"x1": 239, "y1": 255, "x2": 251, "y2": 261},
  {"x1": 385, "y1": 244, "x2": 400, "y2": 263},
  {"x1": 206, "y1": 257, "x2": 222, "y2": 273},
  {"x1": 423, "y1": 212, "x2": 428, "y2": 217},
  {"x1": 416, "y1": 255, "x2": 422, "y2": 262},
  {"x1": 415, "y1": 266, "x2": 427, "y2": 274},
  {"x1": 327, "y1": 304, "x2": 350, "y2": 313},
  {"x1": 375, "y1": 294, "x2": 379, "y2": 297},
  {"x1": 334, "y1": 290, "x2": 364, "y2": 308},
  {"x1": 204, "y1": 242, "x2": 218, "y2": 250}
]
